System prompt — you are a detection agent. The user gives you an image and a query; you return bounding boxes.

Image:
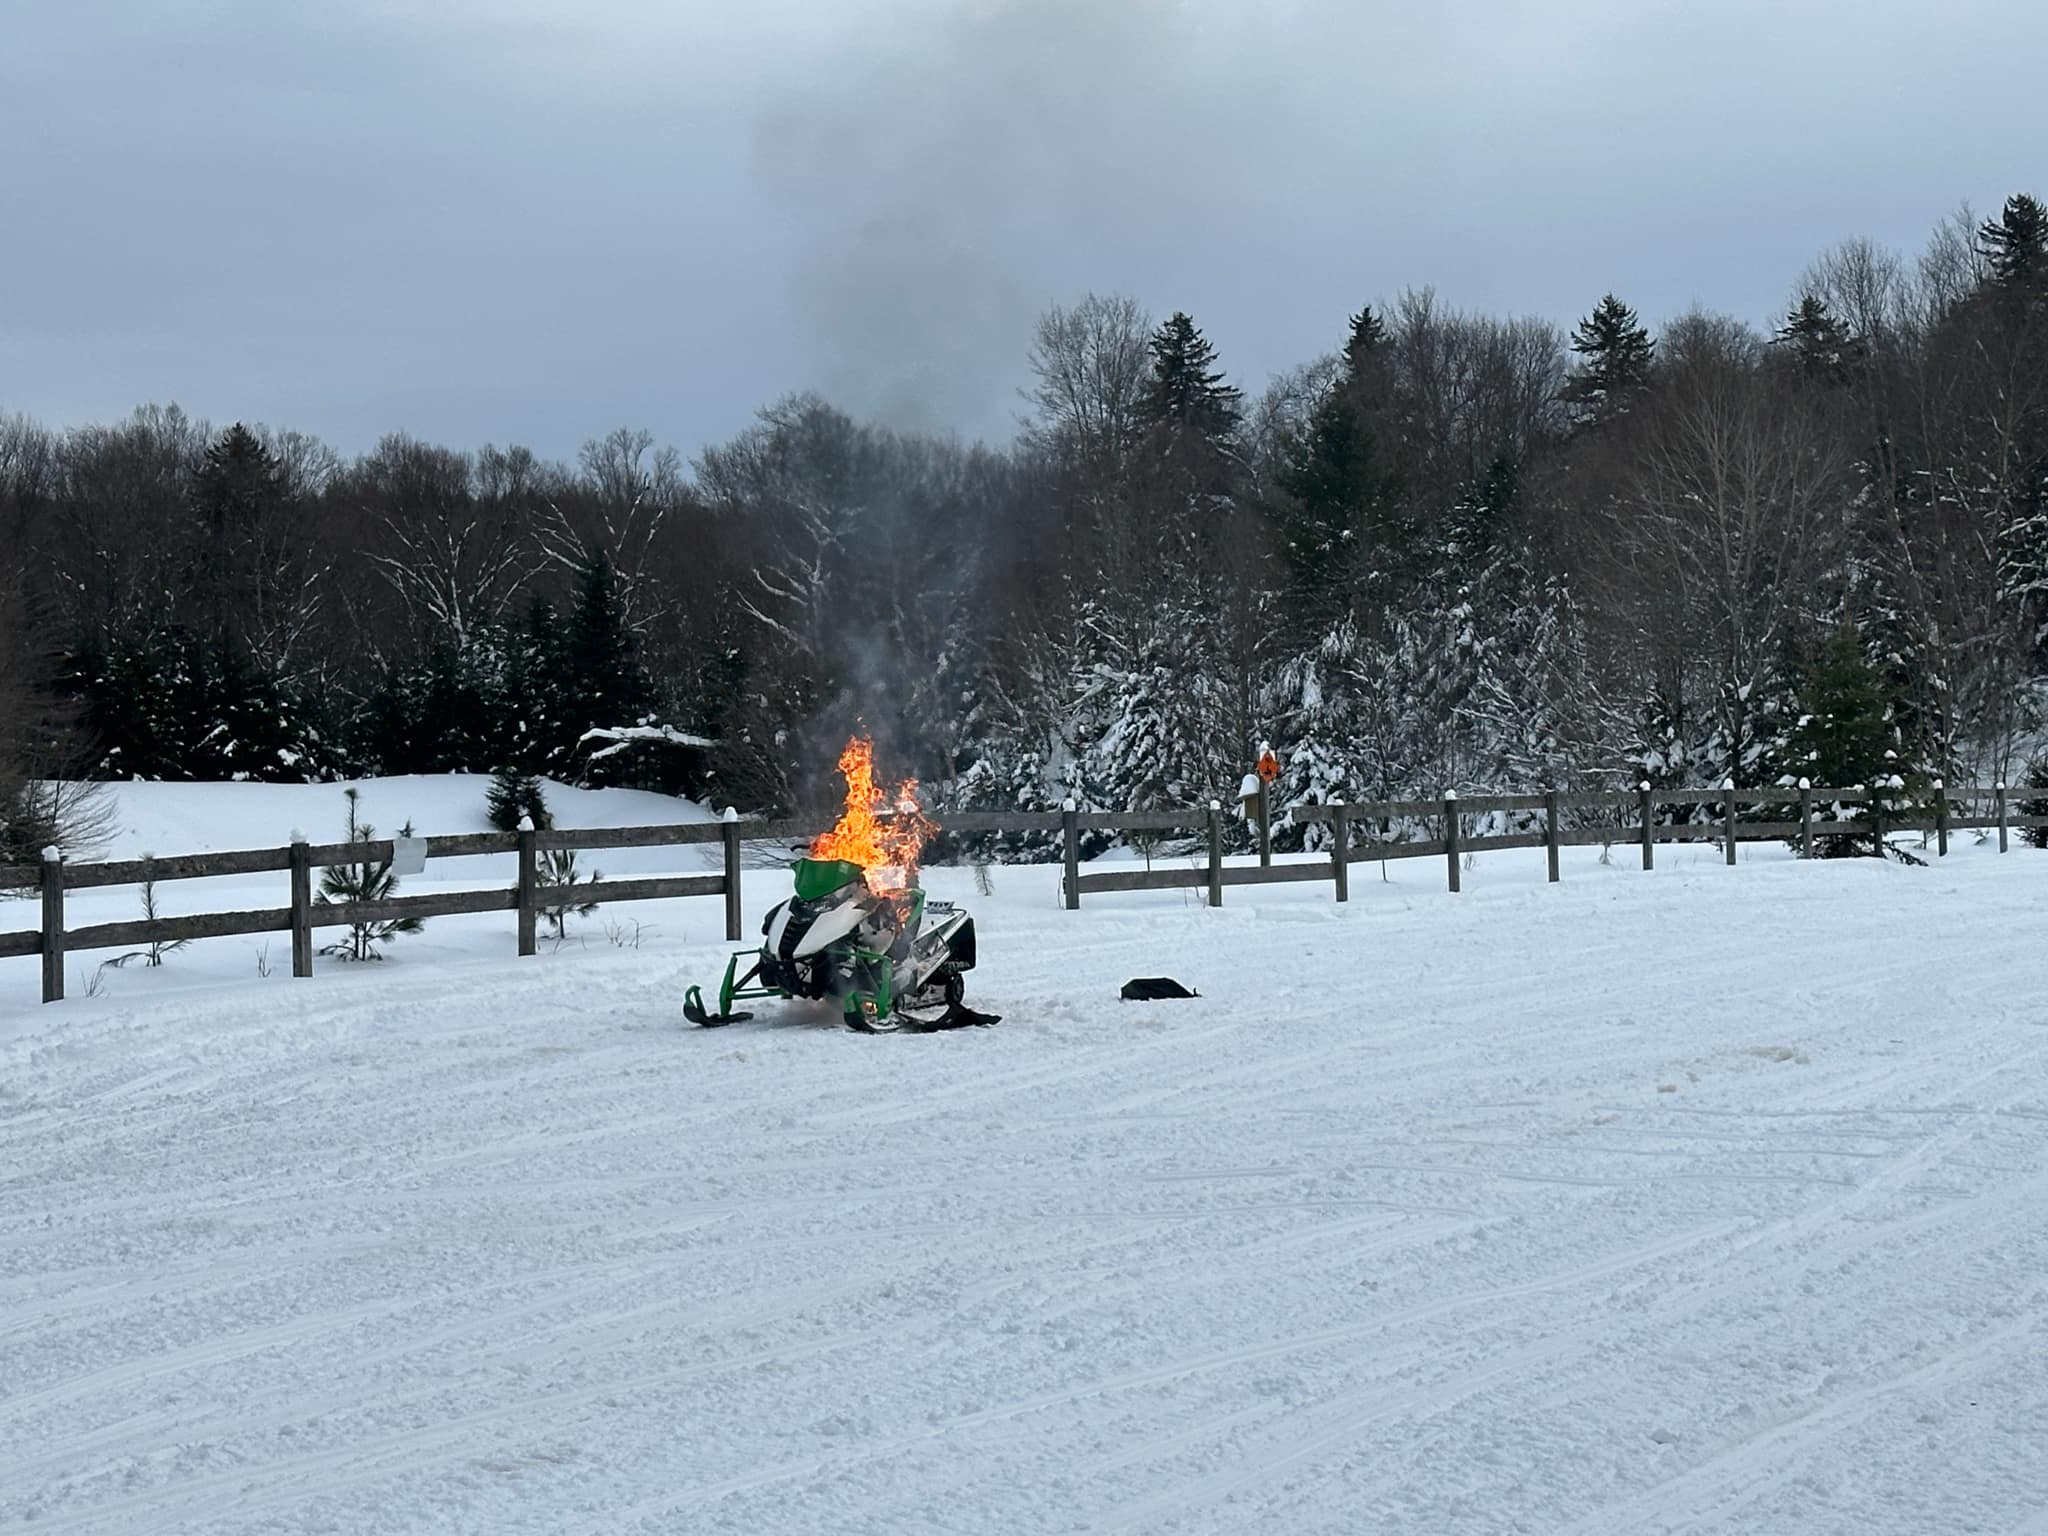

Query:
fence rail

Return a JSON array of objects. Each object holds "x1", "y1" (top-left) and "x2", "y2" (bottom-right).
[{"x1": 4, "y1": 783, "x2": 2039, "y2": 1005}]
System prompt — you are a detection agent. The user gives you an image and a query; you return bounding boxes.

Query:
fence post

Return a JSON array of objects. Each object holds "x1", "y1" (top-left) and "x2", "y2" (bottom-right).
[
  {"x1": 516, "y1": 815, "x2": 538, "y2": 957},
  {"x1": 1207, "y1": 800, "x2": 1223, "y2": 908},
  {"x1": 289, "y1": 836, "x2": 313, "y2": 977},
  {"x1": 1933, "y1": 778, "x2": 1948, "y2": 858},
  {"x1": 1544, "y1": 790, "x2": 1561, "y2": 883},
  {"x1": 721, "y1": 807, "x2": 743, "y2": 941},
  {"x1": 1639, "y1": 781, "x2": 1654, "y2": 871},
  {"x1": 1256, "y1": 780, "x2": 1272, "y2": 868},
  {"x1": 40, "y1": 846, "x2": 64, "y2": 1004},
  {"x1": 1719, "y1": 779, "x2": 1736, "y2": 865},
  {"x1": 1444, "y1": 792, "x2": 1461, "y2": 894},
  {"x1": 1062, "y1": 799, "x2": 1080, "y2": 910},
  {"x1": 1330, "y1": 800, "x2": 1349, "y2": 904},
  {"x1": 1798, "y1": 778, "x2": 1813, "y2": 859},
  {"x1": 1997, "y1": 781, "x2": 2009, "y2": 854},
  {"x1": 1870, "y1": 781, "x2": 1885, "y2": 859}
]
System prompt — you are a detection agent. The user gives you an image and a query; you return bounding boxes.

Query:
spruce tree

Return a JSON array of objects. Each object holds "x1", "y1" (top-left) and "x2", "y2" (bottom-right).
[
  {"x1": 176, "y1": 424, "x2": 332, "y2": 779},
  {"x1": 190, "y1": 424, "x2": 288, "y2": 637},
  {"x1": 1277, "y1": 392, "x2": 1388, "y2": 614},
  {"x1": 485, "y1": 766, "x2": 549, "y2": 832},
  {"x1": 1444, "y1": 457, "x2": 1519, "y2": 564},
  {"x1": 1781, "y1": 623, "x2": 1898, "y2": 856},
  {"x1": 1566, "y1": 294, "x2": 1656, "y2": 422},
  {"x1": 1268, "y1": 618, "x2": 1368, "y2": 847},
  {"x1": 1773, "y1": 294, "x2": 1858, "y2": 383},
  {"x1": 1273, "y1": 306, "x2": 1403, "y2": 622},
  {"x1": 506, "y1": 597, "x2": 570, "y2": 771},
  {"x1": 193, "y1": 424, "x2": 285, "y2": 525},
  {"x1": 1341, "y1": 305, "x2": 1391, "y2": 396},
  {"x1": 1978, "y1": 193, "x2": 2048, "y2": 296},
  {"x1": 1139, "y1": 312, "x2": 1242, "y2": 444},
  {"x1": 565, "y1": 553, "x2": 652, "y2": 731}
]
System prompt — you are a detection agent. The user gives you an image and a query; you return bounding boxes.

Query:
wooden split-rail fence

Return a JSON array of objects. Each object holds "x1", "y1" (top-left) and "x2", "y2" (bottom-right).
[
  {"x1": 1060, "y1": 780, "x2": 2038, "y2": 905},
  {"x1": 2, "y1": 783, "x2": 2038, "y2": 1005}
]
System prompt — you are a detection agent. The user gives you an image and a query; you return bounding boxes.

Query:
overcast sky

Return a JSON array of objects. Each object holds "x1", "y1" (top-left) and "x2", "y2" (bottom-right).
[{"x1": 3, "y1": 0, "x2": 2043, "y2": 462}]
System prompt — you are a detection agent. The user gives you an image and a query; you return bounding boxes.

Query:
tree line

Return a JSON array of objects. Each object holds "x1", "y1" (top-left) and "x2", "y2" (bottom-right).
[{"x1": 3, "y1": 194, "x2": 2045, "y2": 861}]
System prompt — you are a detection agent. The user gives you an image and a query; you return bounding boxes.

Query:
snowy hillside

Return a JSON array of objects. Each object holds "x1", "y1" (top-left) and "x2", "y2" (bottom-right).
[
  {"x1": 3, "y1": 782, "x2": 2046, "y2": 1533},
  {"x1": 72, "y1": 773, "x2": 721, "y2": 864}
]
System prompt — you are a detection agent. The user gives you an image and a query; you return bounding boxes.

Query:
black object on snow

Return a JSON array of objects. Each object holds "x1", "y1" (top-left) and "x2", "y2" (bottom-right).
[{"x1": 1120, "y1": 977, "x2": 1198, "y2": 1001}]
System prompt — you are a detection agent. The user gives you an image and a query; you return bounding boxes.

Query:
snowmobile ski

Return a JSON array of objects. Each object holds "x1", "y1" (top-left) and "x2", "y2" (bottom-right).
[{"x1": 682, "y1": 985, "x2": 752, "y2": 1027}]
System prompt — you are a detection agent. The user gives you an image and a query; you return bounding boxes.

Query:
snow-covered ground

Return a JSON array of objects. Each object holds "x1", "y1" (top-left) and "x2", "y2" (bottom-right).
[{"x1": 3, "y1": 780, "x2": 2046, "y2": 1533}]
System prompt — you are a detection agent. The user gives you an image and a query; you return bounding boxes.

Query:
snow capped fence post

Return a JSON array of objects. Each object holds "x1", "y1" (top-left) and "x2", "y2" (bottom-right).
[
  {"x1": 721, "y1": 807, "x2": 743, "y2": 941},
  {"x1": 289, "y1": 836, "x2": 313, "y2": 978},
  {"x1": 1330, "y1": 800, "x2": 1349, "y2": 904},
  {"x1": 1996, "y1": 782, "x2": 2009, "y2": 853},
  {"x1": 39, "y1": 846, "x2": 64, "y2": 1004},
  {"x1": 1062, "y1": 800, "x2": 1080, "y2": 910},
  {"x1": 1723, "y1": 780, "x2": 1737, "y2": 866},
  {"x1": 1207, "y1": 801, "x2": 1223, "y2": 908},
  {"x1": 1933, "y1": 779, "x2": 1948, "y2": 858},
  {"x1": 1639, "y1": 782, "x2": 1654, "y2": 871},
  {"x1": 1444, "y1": 793, "x2": 1461, "y2": 894},
  {"x1": 1544, "y1": 791, "x2": 1561, "y2": 883},
  {"x1": 1798, "y1": 779, "x2": 1813, "y2": 859},
  {"x1": 516, "y1": 815, "x2": 538, "y2": 957}
]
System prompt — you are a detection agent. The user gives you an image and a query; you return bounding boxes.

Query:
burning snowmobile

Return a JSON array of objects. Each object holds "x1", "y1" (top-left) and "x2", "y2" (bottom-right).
[{"x1": 683, "y1": 738, "x2": 999, "y2": 1033}]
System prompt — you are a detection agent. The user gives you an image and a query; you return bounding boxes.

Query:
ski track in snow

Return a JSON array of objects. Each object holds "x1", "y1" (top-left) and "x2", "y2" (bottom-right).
[{"x1": 2, "y1": 783, "x2": 2047, "y2": 1533}]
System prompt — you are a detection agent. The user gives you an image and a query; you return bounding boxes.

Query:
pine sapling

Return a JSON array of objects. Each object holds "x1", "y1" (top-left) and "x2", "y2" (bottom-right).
[
  {"x1": 104, "y1": 858, "x2": 192, "y2": 969},
  {"x1": 317, "y1": 789, "x2": 424, "y2": 960},
  {"x1": 538, "y1": 846, "x2": 600, "y2": 940}
]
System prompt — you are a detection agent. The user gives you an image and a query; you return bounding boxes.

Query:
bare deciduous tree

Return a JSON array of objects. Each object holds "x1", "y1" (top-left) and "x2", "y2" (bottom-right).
[
  {"x1": 1610, "y1": 314, "x2": 1853, "y2": 776},
  {"x1": 1021, "y1": 293, "x2": 1153, "y2": 464},
  {"x1": 540, "y1": 427, "x2": 686, "y2": 635},
  {"x1": 353, "y1": 434, "x2": 539, "y2": 648}
]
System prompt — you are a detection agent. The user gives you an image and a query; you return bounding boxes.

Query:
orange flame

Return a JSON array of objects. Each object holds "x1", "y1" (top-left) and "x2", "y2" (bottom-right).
[{"x1": 810, "y1": 735, "x2": 936, "y2": 895}]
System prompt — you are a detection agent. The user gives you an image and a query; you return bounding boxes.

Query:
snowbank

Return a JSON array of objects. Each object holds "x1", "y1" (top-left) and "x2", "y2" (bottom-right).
[{"x1": 62, "y1": 773, "x2": 718, "y2": 864}]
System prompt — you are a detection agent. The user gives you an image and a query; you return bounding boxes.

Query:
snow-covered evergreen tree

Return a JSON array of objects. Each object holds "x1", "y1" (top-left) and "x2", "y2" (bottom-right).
[
  {"x1": 485, "y1": 766, "x2": 548, "y2": 832},
  {"x1": 1461, "y1": 567, "x2": 1624, "y2": 794},
  {"x1": 1268, "y1": 619, "x2": 1365, "y2": 849}
]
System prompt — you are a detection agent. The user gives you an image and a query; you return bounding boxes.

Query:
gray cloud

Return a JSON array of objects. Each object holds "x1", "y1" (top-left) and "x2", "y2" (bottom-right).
[{"x1": 3, "y1": 0, "x2": 2043, "y2": 459}]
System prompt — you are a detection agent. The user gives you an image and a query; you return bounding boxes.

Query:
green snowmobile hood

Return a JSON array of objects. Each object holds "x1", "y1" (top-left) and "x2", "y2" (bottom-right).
[{"x1": 793, "y1": 857, "x2": 865, "y2": 901}]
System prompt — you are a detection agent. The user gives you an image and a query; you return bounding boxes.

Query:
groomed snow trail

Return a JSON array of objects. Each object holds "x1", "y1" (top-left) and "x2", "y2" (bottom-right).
[{"x1": 4, "y1": 811, "x2": 2046, "y2": 1532}]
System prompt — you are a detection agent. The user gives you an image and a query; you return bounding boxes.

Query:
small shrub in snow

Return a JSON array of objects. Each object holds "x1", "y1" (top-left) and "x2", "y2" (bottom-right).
[{"x1": 602, "y1": 917, "x2": 652, "y2": 949}]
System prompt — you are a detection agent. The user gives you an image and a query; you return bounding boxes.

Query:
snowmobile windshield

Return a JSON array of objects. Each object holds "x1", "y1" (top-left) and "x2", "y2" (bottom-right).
[{"x1": 793, "y1": 858, "x2": 864, "y2": 902}]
